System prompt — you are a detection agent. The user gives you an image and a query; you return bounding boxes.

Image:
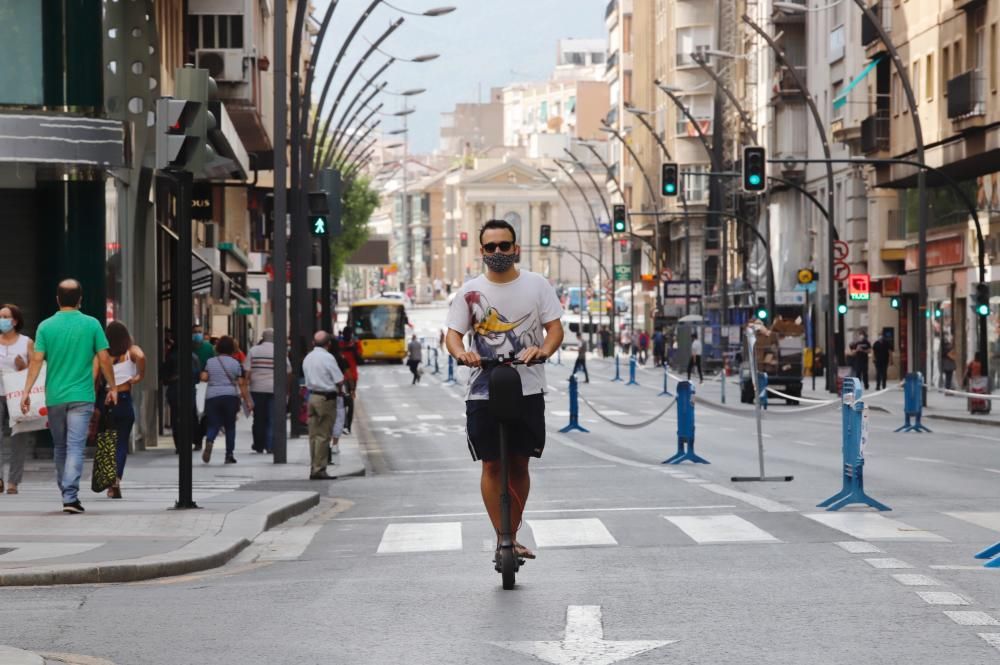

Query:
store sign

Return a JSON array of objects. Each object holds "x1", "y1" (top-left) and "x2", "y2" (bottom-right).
[
  {"x1": 904, "y1": 236, "x2": 963, "y2": 271},
  {"x1": 881, "y1": 276, "x2": 901, "y2": 296},
  {"x1": 192, "y1": 183, "x2": 214, "y2": 221},
  {"x1": 848, "y1": 273, "x2": 871, "y2": 301},
  {"x1": 614, "y1": 264, "x2": 632, "y2": 281}
]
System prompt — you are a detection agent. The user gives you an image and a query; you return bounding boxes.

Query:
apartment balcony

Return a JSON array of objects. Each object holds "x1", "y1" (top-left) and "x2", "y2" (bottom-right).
[
  {"x1": 606, "y1": 50, "x2": 619, "y2": 75},
  {"x1": 947, "y1": 70, "x2": 986, "y2": 130},
  {"x1": 605, "y1": 0, "x2": 618, "y2": 19},
  {"x1": 860, "y1": 110, "x2": 890, "y2": 154},
  {"x1": 772, "y1": 0, "x2": 806, "y2": 23},
  {"x1": 861, "y1": 2, "x2": 891, "y2": 55},
  {"x1": 771, "y1": 65, "x2": 807, "y2": 103}
]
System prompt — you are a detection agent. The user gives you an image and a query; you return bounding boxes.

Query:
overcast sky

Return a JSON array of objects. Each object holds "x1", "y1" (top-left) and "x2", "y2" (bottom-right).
[{"x1": 311, "y1": 0, "x2": 608, "y2": 154}]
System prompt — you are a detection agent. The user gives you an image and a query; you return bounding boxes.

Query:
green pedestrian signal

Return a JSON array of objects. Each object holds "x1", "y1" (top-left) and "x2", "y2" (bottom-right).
[
  {"x1": 890, "y1": 296, "x2": 901, "y2": 310},
  {"x1": 311, "y1": 216, "x2": 328, "y2": 237}
]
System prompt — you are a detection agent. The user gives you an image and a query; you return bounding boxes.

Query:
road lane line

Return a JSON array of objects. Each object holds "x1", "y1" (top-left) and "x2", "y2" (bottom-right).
[
  {"x1": 333, "y1": 504, "x2": 737, "y2": 521},
  {"x1": 835, "y1": 541, "x2": 884, "y2": 554},
  {"x1": 916, "y1": 591, "x2": 969, "y2": 605},
  {"x1": 804, "y1": 513, "x2": 949, "y2": 541},
  {"x1": 946, "y1": 611, "x2": 1000, "y2": 626},
  {"x1": 978, "y1": 633, "x2": 1000, "y2": 652},
  {"x1": 376, "y1": 522, "x2": 463, "y2": 554},
  {"x1": 527, "y1": 518, "x2": 618, "y2": 547},
  {"x1": 793, "y1": 440, "x2": 818, "y2": 447},
  {"x1": 891, "y1": 574, "x2": 941, "y2": 586},
  {"x1": 905, "y1": 456, "x2": 945, "y2": 464},
  {"x1": 417, "y1": 414, "x2": 444, "y2": 420},
  {"x1": 698, "y1": 483, "x2": 796, "y2": 513},
  {"x1": 864, "y1": 558, "x2": 914, "y2": 569},
  {"x1": 665, "y1": 515, "x2": 780, "y2": 544},
  {"x1": 370, "y1": 415, "x2": 398, "y2": 422}
]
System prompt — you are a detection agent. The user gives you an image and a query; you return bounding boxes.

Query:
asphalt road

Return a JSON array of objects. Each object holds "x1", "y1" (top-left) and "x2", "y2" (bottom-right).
[{"x1": 4, "y1": 304, "x2": 1000, "y2": 664}]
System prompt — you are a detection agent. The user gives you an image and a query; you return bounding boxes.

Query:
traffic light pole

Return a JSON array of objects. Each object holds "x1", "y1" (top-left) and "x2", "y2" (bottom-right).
[{"x1": 272, "y1": 0, "x2": 289, "y2": 463}]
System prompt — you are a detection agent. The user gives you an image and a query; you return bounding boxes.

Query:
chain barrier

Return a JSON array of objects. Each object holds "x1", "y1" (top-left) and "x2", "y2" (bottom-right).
[{"x1": 577, "y1": 391, "x2": 677, "y2": 429}]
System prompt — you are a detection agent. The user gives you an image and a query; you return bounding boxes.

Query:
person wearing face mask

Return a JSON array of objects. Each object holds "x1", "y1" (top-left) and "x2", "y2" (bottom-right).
[
  {"x1": 0, "y1": 304, "x2": 33, "y2": 495},
  {"x1": 191, "y1": 324, "x2": 216, "y2": 370},
  {"x1": 445, "y1": 219, "x2": 564, "y2": 562}
]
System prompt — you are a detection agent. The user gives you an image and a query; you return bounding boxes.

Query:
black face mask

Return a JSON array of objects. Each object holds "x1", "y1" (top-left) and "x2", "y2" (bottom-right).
[{"x1": 483, "y1": 251, "x2": 518, "y2": 273}]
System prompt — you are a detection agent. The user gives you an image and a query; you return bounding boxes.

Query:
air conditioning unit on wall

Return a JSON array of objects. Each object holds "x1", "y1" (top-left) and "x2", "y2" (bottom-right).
[{"x1": 196, "y1": 49, "x2": 245, "y2": 82}]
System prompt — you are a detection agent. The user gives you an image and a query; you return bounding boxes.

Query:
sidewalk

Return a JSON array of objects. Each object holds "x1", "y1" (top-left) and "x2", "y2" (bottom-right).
[{"x1": 0, "y1": 419, "x2": 364, "y2": 586}]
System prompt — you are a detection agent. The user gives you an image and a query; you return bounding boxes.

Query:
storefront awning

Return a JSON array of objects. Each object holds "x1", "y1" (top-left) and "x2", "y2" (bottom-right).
[{"x1": 0, "y1": 113, "x2": 123, "y2": 167}]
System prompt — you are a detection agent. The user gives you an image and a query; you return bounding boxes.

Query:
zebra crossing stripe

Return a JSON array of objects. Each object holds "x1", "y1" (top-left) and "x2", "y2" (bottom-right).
[
  {"x1": 664, "y1": 515, "x2": 780, "y2": 544},
  {"x1": 376, "y1": 522, "x2": 462, "y2": 554},
  {"x1": 526, "y1": 518, "x2": 618, "y2": 548},
  {"x1": 804, "y1": 513, "x2": 948, "y2": 541}
]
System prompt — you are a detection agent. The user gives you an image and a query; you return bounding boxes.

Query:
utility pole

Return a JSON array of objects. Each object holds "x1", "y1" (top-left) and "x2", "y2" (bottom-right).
[{"x1": 272, "y1": 0, "x2": 288, "y2": 463}]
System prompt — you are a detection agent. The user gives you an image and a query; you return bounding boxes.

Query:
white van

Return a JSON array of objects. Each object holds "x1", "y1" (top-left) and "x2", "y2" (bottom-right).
[{"x1": 560, "y1": 312, "x2": 613, "y2": 349}]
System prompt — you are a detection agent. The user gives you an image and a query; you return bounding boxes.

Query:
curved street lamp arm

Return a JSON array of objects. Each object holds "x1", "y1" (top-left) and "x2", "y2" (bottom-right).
[
  {"x1": 327, "y1": 58, "x2": 395, "y2": 156},
  {"x1": 333, "y1": 120, "x2": 381, "y2": 173},
  {"x1": 691, "y1": 53, "x2": 758, "y2": 144},
  {"x1": 624, "y1": 110, "x2": 673, "y2": 161},
  {"x1": 654, "y1": 89, "x2": 714, "y2": 165},
  {"x1": 344, "y1": 147, "x2": 375, "y2": 180},
  {"x1": 301, "y1": 0, "x2": 341, "y2": 126},
  {"x1": 535, "y1": 168, "x2": 591, "y2": 331},
  {"x1": 579, "y1": 143, "x2": 626, "y2": 201},
  {"x1": 327, "y1": 103, "x2": 383, "y2": 168},
  {"x1": 562, "y1": 149, "x2": 612, "y2": 223}
]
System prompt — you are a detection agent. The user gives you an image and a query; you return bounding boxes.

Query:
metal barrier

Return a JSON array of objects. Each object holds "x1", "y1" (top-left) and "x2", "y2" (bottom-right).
[
  {"x1": 817, "y1": 377, "x2": 890, "y2": 512},
  {"x1": 757, "y1": 373, "x2": 769, "y2": 410},
  {"x1": 658, "y1": 364, "x2": 673, "y2": 397},
  {"x1": 558, "y1": 374, "x2": 590, "y2": 433},
  {"x1": 445, "y1": 356, "x2": 457, "y2": 385},
  {"x1": 626, "y1": 355, "x2": 639, "y2": 386},
  {"x1": 432, "y1": 348, "x2": 440, "y2": 375},
  {"x1": 720, "y1": 368, "x2": 726, "y2": 404},
  {"x1": 663, "y1": 381, "x2": 710, "y2": 465},
  {"x1": 611, "y1": 355, "x2": 623, "y2": 382},
  {"x1": 894, "y1": 373, "x2": 931, "y2": 433}
]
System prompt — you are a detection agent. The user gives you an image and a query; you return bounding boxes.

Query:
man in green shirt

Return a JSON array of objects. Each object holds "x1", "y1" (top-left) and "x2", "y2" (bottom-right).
[
  {"x1": 192, "y1": 324, "x2": 216, "y2": 370},
  {"x1": 22, "y1": 279, "x2": 116, "y2": 514}
]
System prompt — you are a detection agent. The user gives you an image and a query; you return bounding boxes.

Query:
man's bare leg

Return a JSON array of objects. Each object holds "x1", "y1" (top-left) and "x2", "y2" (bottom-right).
[{"x1": 480, "y1": 457, "x2": 534, "y2": 558}]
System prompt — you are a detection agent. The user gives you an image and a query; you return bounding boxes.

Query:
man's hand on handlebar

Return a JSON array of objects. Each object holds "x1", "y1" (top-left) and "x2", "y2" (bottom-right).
[
  {"x1": 457, "y1": 351, "x2": 482, "y2": 368},
  {"x1": 517, "y1": 346, "x2": 548, "y2": 365}
]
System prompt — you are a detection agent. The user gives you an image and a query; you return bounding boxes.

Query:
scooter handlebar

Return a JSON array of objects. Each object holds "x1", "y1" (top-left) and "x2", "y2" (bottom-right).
[{"x1": 456, "y1": 355, "x2": 547, "y2": 368}]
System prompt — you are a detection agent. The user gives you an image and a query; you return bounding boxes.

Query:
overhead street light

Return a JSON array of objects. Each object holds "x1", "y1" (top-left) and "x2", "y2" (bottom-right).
[
  {"x1": 393, "y1": 108, "x2": 417, "y2": 117},
  {"x1": 383, "y1": 142, "x2": 404, "y2": 149},
  {"x1": 381, "y1": 1, "x2": 456, "y2": 16},
  {"x1": 388, "y1": 128, "x2": 408, "y2": 135},
  {"x1": 773, "y1": 0, "x2": 843, "y2": 12},
  {"x1": 386, "y1": 88, "x2": 427, "y2": 96}
]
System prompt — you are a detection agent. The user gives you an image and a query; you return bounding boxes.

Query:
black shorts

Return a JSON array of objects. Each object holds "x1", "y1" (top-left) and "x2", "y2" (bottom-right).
[{"x1": 465, "y1": 393, "x2": 546, "y2": 462}]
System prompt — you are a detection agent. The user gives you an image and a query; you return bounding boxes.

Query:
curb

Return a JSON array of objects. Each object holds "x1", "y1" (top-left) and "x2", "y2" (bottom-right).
[
  {"x1": 926, "y1": 412, "x2": 1000, "y2": 428},
  {"x1": 0, "y1": 491, "x2": 319, "y2": 587},
  {"x1": 0, "y1": 646, "x2": 43, "y2": 665}
]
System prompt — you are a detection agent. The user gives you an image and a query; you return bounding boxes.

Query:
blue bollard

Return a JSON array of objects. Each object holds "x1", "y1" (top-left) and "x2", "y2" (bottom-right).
[
  {"x1": 611, "y1": 354, "x2": 623, "y2": 382},
  {"x1": 663, "y1": 381, "x2": 710, "y2": 464},
  {"x1": 626, "y1": 354, "x2": 639, "y2": 386},
  {"x1": 817, "y1": 377, "x2": 890, "y2": 511},
  {"x1": 757, "y1": 372, "x2": 769, "y2": 410},
  {"x1": 559, "y1": 374, "x2": 590, "y2": 433},
  {"x1": 445, "y1": 356, "x2": 457, "y2": 385},
  {"x1": 433, "y1": 348, "x2": 440, "y2": 375},
  {"x1": 658, "y1": 364, "x2": 673, "y2": 397},
  {"x1": 894, "y1": 372, "x2": 931, "y2": 433},
  {"x1": 720, "y1": 367, "x2": 726, "y2": 405}
]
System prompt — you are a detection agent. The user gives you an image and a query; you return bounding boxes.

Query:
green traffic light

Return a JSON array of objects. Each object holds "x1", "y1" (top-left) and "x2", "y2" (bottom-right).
[
  {"x1": 756, "y1": 309, "x2": 768, "y2": 320},
  {"x1": 837, "y1": 303, "x2": 848, "y2": 315},
  {"x1": 540, "y1": 237, "x2": 550, "y2": 246},
  {"x1": 311, "y1": 217, "x2": 327, "y2": 236},
  {"x1": 977, "y1": 303, "x2": 990, "y2": 316},
  {"x1": 748, "y1": 174, "x2": 762, "y2": 186},
  {"x1": 890, "y1": 297, "x2": 900, "y2": 309},
  {"x1": 665, "y1": 184, "x2": 676, "y2": 194}
]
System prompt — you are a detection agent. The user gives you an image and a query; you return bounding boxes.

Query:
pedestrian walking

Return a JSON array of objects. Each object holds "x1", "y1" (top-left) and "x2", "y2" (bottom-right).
[
  {"x1": 940, "y1": 340, "x2": 957, "y2": 390},
  {"x1": 0, "y1": 304, "x2": 33, "y2": 495},
  {"x1": 338, "y1": 327, "x2": 361, "y2": 435},
  {"x1": 570, "y1": 334, "x2": 589, "y2": 383},
  {"x1": 598, "y1": 325, "x2": 612, "y2": 358},
  {"x1": 872, "y1": 332, "x2": 891, "y2": 391},
  {"x1": 160, "y1": 333, "x2": 200, "y2": 453},
  {"x1": 21, "y1": 279, "x2": 116, "y2": 514},
  {"x1": 851, "y1": 330, "x2": 872, "y2": 390},
  {"x1": 406, "y1": 334, "x2": 423, "y2": 384},
  {"x1": 303, "y1": 331, "x2": 343, "y2": 480},
  {"x1": 200, "y1": 336, "x2": 252, "y2": 465},
  {"x1": 652, "y1": 328, "x2": 666, "y2": 368},
  {"x1": 98, "y1": 322, "x2": 145, "y2": 499},
  {"x1": 244, "y1": 328, "x2": 291, "y2": 454},
  {"x1": 964, "y1": 352, "x2": 985, "y2": 388},
  {"x1": 192, "y1": 324, "x2": 216, "y2": 369},
  {"x1": 637, "y1": 330, "x2": 650, "y2": 365},
  {"x1": 620, "y1": 326, "x2": 632, "y2": 356},
  {"x1": 687, "y1": 332, "x2": 703, "y2": 383}
]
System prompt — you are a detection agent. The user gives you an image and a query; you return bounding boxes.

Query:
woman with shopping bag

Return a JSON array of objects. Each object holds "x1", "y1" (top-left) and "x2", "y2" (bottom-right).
[
  {"x1": 0, "y1": 304, "x2": 33, "y2": 495},
  {"x1": 96, "y1": 322, "x2": 145, "y2": 499}
]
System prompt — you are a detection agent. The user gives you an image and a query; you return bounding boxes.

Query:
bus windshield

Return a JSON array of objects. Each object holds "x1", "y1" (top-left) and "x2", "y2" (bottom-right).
[{"x1": 351, "y1": 304, "x2": 406, "y2": 340}]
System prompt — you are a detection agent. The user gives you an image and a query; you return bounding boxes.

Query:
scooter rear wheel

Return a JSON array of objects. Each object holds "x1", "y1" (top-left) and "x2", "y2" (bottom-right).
[{"x1": 501, "y1": 548, "x2": 516, "y2": 590}]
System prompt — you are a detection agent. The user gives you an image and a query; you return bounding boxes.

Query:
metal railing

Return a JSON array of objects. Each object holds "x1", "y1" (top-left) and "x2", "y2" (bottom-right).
[
  {"x1": 886, "y1": 208, "x2": 906, "y2": 240},
  {"x1": 861, "y1": 110, "x2": 890, "y2": 153},
  {"x1": 947, "y1": 70, "x2": 986, "y2": 119}
]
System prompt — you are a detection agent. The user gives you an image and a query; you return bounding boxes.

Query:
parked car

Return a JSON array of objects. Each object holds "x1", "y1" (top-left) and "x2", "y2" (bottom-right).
[{"x1": 379, "y1": 290, "x2": 412, "y2": 308}]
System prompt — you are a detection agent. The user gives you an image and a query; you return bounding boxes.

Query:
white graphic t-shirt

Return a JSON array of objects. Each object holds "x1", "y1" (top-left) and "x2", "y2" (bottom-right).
[{"x1": 446, "y1": 270, "x2": 563, "y2": 401}]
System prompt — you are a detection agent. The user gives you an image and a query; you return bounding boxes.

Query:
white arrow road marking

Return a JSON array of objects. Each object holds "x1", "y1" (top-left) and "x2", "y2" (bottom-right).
[{"x1": 492, "y1": 605, "x2": 677, "y2": 665}]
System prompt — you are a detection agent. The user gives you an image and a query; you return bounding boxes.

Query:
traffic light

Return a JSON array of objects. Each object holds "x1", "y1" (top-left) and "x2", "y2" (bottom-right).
[
  {"x1": 540, "y1": 224, "x2": 552, "y2": 247},
  {"x1": 317, "y1": 169, "x2": 344, "y2": 237},
  {"x1": 310, "y1": 215, "x2": 328, "y2": 237},
  {"x1": 155, "y1": 98, "x2": 203, "y2": 171},
  {"x1": 890, "y1": 296, "x2": 901, "y2": 310},
  {"x1": 837, "y1": 287, "x2": 848, "y2": 315},
  {"x1": 661, "y1": 162, "x2": 679, "y2": 197},
  {"x1": 975, "y1": 282, "x2": 990, "y2": 317},
  {"x1": 613, "y1": 204, "x2": 627, "y2": 233},
  {"x1": 308, "y1": 191, "x2": 330, "y2": 237},
  {"x1": 755, "y1": 297, "x2": 769, "y2": 321},
  {"x1": 460, "y1": 231, "x2": 468, "y2": 247},
  {"x1": 742, "y1": 146, "x2": 767, "y2": 193}
]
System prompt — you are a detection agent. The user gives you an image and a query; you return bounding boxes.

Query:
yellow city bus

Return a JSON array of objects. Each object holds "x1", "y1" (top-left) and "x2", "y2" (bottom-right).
[{"x1": 348, "y1": 298, "x2": 408, "y2": 362}]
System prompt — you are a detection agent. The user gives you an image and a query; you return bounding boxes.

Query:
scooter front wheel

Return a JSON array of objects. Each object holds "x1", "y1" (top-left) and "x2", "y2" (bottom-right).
[{"x1": 501, "y1": 548, "x2": 516, "y2": 590}]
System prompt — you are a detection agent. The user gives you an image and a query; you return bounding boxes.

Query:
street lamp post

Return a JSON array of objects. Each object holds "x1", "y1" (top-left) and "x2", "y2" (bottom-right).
[
  {"x1": 739, "y1": 17, "x2": 840, "y2": 390},
  {"x1": 551, "y1": 160, "x2": 605, "y2": 315}
]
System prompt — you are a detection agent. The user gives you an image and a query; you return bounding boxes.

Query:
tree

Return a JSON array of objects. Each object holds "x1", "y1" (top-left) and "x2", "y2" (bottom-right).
[{"x1": 330, "y1": 176, "x2": 380, "y2": 280}]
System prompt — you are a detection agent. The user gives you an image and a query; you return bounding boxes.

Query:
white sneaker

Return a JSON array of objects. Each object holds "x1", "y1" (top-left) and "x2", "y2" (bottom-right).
[{"x1": 330, "y1": 444, "x2": 340, "y2": 455}]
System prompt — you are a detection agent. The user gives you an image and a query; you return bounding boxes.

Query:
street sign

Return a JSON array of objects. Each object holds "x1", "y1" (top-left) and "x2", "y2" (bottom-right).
[
  {"x1": 613, "y1": 264, "x2": 632, "y2": 281},
  {"x1": 797, "y1": 268, "x2": 816, "y2": 285},
  {"x1": 794, "y1": 282, "x2": 818, "y2": 293},
  {"x1": 848, "y1": 273, "x2": 871, "y2": 301},
  {"x1": 834, "y1": 240, "x2": 849, "y2": 260},
  {"x1": 834, "y1": 261, "x2": 850, "y2": 282},
  {"x1": 881, "y1": 276, "x2": 901, "y2": 296},
  {"x1": 664, "y1": 280, "x2": 703, "y2": 297},
  {"x1": 599, "y1": 223, "x2": 611, "y2": 235}
]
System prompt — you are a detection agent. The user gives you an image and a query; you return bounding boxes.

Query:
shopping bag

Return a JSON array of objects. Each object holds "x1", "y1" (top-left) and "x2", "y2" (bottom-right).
[
  {"x1": 2, "y1": 366, "x2": 48, "y2": 434},
  {"x1": 91, "y1": 411, "x2": 118, "y2": 493}
]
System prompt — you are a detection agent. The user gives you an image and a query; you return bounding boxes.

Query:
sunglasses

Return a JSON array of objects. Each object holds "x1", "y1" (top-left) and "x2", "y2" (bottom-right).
[{"x1": 482, "y1": 241, "x2": 514, "y2": 253}]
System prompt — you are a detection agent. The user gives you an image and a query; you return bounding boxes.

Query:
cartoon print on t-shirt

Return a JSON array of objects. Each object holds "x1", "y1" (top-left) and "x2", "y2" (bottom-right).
[{"x1": 464, "y1": 290, "x2": 541, "y2": 397}]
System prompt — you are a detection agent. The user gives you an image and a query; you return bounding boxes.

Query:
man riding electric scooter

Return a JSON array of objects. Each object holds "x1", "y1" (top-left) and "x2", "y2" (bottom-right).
[{"x1": 445, "y1": 219, "x2": 563, "y2": 571}]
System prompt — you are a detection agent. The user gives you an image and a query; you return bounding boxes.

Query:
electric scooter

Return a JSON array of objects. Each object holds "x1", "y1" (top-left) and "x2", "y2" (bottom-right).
[{"x1": 459, "y1": 351, "x2": 544, "y2": 590}]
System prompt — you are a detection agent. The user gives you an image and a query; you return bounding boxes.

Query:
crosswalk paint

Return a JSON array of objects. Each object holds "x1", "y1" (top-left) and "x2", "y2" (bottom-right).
[
  {"x1": 370, "y1": 415, "x2": 398, "y2": 422},
  {"x1": 865, "y1": 558, "x2": 913, "y2": 569},
  {"x1": 664, "y1": 515, "x2": 780, "y2": 544},
  {"x1": 944, "y1": 512, "x2": 1000, "y2": 532},
  {"x1": 945, "y1": 611, "x2": 1000, "y2": 626},
  {"x1": 916, "y1": 591, "x2": 969, "y2": 605},
  {"x1": 891, "y1": 574, "x2": 940, "y2": 586},
  {"x1": 526, "y1": 518, "x2": 618, "y2": 548},
  {"x1": 980, "y1": 633, "x2": 1000, "y2": 652},
  {"x1": 804, "y1": 513, "x2": 948, "y2": 541},
  {"x1": 376, "y1": 522, "x2": 463, "y2": 554},
  {"x1": 835, "y1": 541, "x2": 884, "y2": 554},
  {"x1": 417, "y1": 414, "x2": 443, "y2": 420}
]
